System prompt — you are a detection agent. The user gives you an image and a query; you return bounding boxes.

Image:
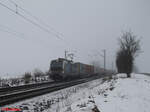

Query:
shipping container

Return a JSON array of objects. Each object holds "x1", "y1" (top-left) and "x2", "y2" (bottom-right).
[
  {"x1": 64, "y1": 62, "x2": 72, "y2": 74},
  {"x1": 72, "y1": 63, "x2": 78, "y2": 74},
  {"x1": 74, "y1": 63, "x2": 86, "y2": 74},
  {"x1": 85, "y1": 64, "x2": 94, "y2": 74}
]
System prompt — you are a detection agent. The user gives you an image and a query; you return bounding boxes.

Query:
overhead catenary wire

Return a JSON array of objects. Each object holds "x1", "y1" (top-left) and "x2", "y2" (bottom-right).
[
  {"x1": 0, "y1": 27, "x2": 26, "y2": 40},
  {"x1": 0, "y1": 25, "x2": 52, "y2": 49},
  {"x1": 0, "y1": 1, "x2": 62, "y2": 40},
  {"x1": 0, "y1": 0, "x2": 79, "y2": 59},
  {"x1": 8, "y1": 0, "x2": 64, "y2": 37},
  {"x1": 0, "y1": 24, "x2": 25, "y2": 37}
]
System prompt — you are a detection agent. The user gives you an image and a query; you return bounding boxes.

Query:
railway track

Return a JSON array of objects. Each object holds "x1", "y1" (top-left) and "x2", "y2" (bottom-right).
[
  {"x1": 0, "y1": 75, "x2": 102, "y2": 107},
  {"x1": 141, "y1": 73, "x2": 150, "y2": 76},
  {"x1": 0, "y1": 81, "x2": 55, "y2": 95}
]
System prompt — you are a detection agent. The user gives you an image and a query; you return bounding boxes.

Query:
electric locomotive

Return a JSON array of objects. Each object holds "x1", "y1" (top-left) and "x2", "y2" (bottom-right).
[{"x1": 50, "y1": 58, "x2": 95, "y2": 81}]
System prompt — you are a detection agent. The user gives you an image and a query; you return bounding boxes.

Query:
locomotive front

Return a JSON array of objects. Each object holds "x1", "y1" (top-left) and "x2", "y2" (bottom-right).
[{"x1": 50, "y1": 59, "x2": 64, "y2": 81}]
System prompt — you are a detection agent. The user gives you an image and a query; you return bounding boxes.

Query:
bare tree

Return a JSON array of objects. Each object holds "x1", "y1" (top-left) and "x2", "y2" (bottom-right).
[
  {"x1": 11, "y1": 78, "x2": 19, "y2": 86},
  {"x1": 0, "y1": 77, "x2": 2, "y2": 87},
  {"x1": 33, "y1": 68, "x2": 44, "y2": 82},
  {"x1": 116, "y1": 31, "x2": 141, "y2": 77},
  {"x1": 23, "y1": 72, "x2": 32, "y2": 84},
  {"x1": 45, "y1": 70, "x2": 51, "y2": 80}
]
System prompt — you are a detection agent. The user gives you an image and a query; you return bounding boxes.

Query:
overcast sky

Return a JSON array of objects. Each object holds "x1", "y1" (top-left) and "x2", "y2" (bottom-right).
[{"x1": 0, "y1": 0, "x2": 150, "y2": 78}]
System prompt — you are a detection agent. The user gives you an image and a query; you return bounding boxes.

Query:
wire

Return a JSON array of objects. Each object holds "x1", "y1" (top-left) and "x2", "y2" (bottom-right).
[
  {"x1": 8, "y1": 0, "x2": 64, "y2": 37},
  {"x1": 0, "y1": 27, "x2": 26, "y2": 40},
  {"x1": 0, "y1": 1, "x2": 62, "y2": 40},
  {"x1": 0, "y1": 24, "x2": 25, "y2": 37},
  {"x1": 18, "y1": 13, "x2": 62, "y2": 40},
  {"x1": 0, "y1": 1, "x2": 15, "y2": 12},
  {"x1": 0, "y1": 0, "x2": 79, "y2": 56},
  {"x1": 0, "y1": 25, "x2": 52, "y2": 49}
]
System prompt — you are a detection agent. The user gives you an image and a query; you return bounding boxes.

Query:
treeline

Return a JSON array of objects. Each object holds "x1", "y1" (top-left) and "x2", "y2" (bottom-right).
[
  {"x1": 0, "y1": 69, "x2": 51, "y2": 87},
  {"x1": 23, "y1": 69, "x2": 51, "y2": 84}
]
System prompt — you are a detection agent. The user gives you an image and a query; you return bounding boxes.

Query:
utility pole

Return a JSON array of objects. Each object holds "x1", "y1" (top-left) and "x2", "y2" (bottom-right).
[
  {"x1": 103, "y1": 49, "x2": 106, "y2": 71},
  {"x1": 94, "y1": 49, "x2": 106, "y2": 71},
  {"x1": 112, "y1": 62, "x2": 114, "y2": 71},
  {"x1": 15, "y1": 4, "x2": 18, "y2": 14},
  {"x1": 65, "y1": 50, "x2": 75, "y2": 61},
  {"x1": 65, "y1": 50, "x2": 68, "y2": 59},
  {"x1": 68, "y1": 53, "x2": 74, "y2": 61}
]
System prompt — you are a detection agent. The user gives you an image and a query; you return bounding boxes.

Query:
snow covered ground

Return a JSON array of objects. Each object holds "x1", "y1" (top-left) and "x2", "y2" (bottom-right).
[{"x1": 2, "y1": 73, "x2": 150, "y2": 112}]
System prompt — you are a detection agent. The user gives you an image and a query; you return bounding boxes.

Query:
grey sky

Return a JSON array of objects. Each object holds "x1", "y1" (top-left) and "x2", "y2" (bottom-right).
[{"x1": 0, "y1": 0, "x2": 150, "y2": 78}]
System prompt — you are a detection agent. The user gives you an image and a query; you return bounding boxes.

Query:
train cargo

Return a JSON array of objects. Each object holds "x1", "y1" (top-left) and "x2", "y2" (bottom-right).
[{"x1": 50, "y1": 58, "x2": 105, "y2": 81}]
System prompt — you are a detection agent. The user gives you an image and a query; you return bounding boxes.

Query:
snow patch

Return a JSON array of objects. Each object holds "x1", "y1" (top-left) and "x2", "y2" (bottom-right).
[{"x1": 3, "y1": 73, "x2": 150, "y2": 112}]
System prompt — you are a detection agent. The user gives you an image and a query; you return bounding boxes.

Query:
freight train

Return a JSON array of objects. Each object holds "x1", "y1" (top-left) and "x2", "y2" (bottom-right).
[{"x1": 49, "y1": 58, "x2": 106, "y2": 81}]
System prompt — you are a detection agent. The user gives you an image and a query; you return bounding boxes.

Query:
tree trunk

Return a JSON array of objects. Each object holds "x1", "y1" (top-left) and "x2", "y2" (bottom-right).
[{"x1": 127, "y1": 73, "x2": 131, "y2": 78}]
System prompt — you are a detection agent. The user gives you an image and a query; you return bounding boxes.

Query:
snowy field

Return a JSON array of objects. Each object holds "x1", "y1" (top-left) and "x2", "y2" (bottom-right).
[{"x1": 2, "y1": 73, "x2": 150, "y2": 112}]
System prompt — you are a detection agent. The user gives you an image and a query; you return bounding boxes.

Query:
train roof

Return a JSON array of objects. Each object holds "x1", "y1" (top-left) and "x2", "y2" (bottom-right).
[{"x1": 52, "y1": 58, "x2": 73, "y2": 63}]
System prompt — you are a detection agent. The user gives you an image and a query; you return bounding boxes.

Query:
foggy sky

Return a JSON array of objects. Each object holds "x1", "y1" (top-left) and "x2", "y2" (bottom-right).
[{"x1": 0, "y1": 0, "x2": 150, "y2": 78}]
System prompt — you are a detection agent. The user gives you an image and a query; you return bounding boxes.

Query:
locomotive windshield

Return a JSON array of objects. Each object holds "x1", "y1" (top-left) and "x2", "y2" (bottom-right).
[{"x1": 50, "y1": 60, "x2": 63, "y2": 71}]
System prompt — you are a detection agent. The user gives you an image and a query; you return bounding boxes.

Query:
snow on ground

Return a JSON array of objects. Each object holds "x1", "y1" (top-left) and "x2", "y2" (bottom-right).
[{"x1": 2, "y1": 73, "x2": 150, "y2": 112}]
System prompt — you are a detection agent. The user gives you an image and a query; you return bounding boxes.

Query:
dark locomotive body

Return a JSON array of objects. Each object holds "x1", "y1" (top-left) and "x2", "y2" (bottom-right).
[{"x1": 50, "y1": 58, "x2": 104, "y2": 81}]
